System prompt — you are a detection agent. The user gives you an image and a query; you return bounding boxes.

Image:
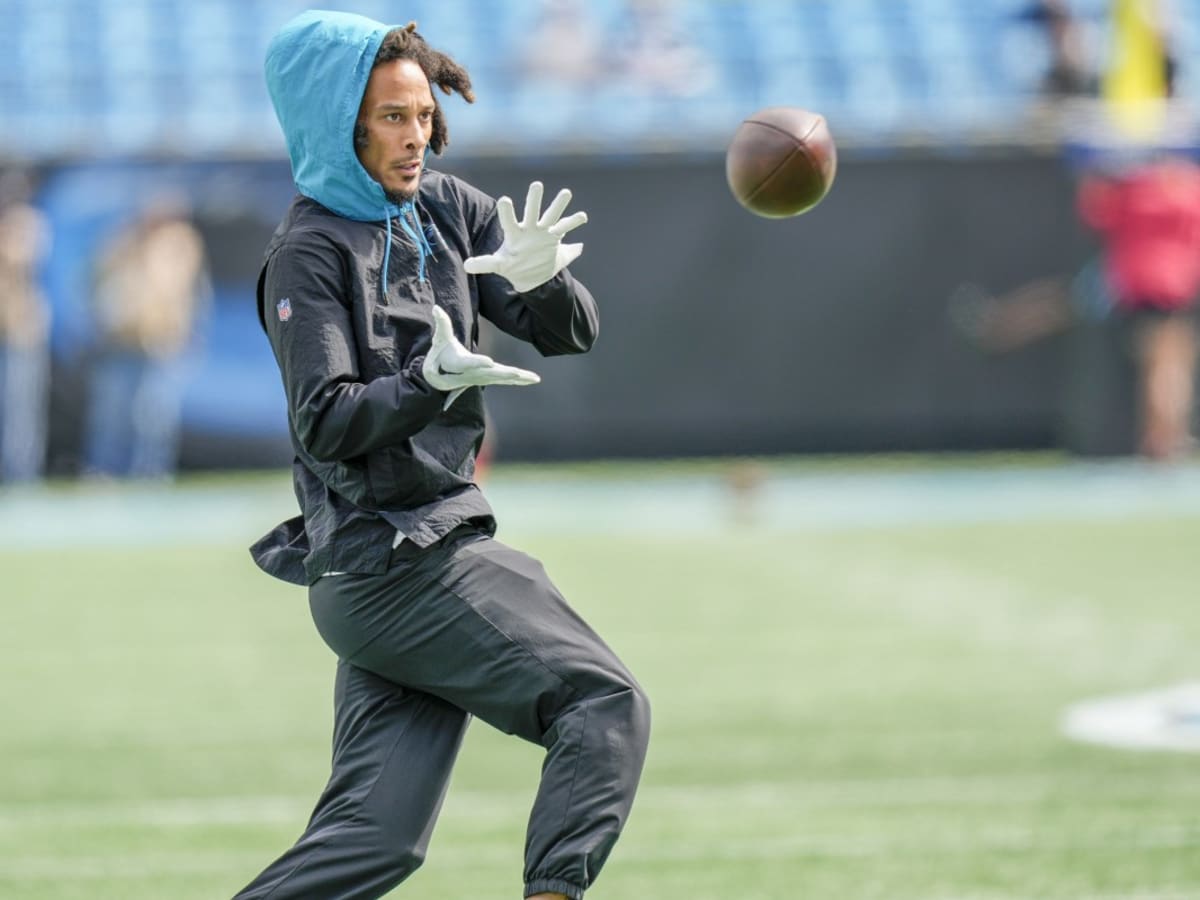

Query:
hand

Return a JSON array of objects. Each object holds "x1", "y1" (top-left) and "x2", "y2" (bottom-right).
[
  {"x1": 421, "y1": 306, "x2": 540, "y2": 409},
  {"x1": 463, "y1": 181, "x2": 587, "y2": 292}
]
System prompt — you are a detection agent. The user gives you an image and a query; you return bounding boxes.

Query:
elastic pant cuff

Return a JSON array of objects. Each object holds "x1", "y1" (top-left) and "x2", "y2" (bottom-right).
[{"x1": 525, "y1": 878, "x2": 585, "y2": 899}]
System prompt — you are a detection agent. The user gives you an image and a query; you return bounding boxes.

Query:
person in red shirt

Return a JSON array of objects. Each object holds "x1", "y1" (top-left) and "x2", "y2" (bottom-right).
[{"x1": 1078, "y1": 154, "x2": 1200, "y2": 459}]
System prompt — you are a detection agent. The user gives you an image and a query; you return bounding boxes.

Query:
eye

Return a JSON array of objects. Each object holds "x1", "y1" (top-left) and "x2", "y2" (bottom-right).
[
  {"x1": 385, "y1": 113, "x2": 402, "y2": 123},
  {"x1": 419, "y1": 111, "x2": 433, "y2": 122}
]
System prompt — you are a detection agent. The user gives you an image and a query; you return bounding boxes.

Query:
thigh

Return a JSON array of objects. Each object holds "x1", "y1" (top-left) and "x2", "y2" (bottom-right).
[
  {"x1": 440, "y1": 537, "x2": 638, "y2": 692},
  {"x1": 314, "y1": 660, "x2": 470, "y2": 832},
  {"x1": 310, "y1": 537, "x2": 638, "y2": 745}
]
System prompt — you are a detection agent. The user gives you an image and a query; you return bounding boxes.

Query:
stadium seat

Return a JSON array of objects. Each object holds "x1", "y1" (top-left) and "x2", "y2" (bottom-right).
[{"x1": 0, "y1": 0, "x2": 1187, "y2": 157}]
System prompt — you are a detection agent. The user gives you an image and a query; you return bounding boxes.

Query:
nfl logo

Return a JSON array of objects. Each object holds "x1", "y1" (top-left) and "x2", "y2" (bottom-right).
[{"x1": 277, "y1": 298, "x2": 292, "y2": 322}]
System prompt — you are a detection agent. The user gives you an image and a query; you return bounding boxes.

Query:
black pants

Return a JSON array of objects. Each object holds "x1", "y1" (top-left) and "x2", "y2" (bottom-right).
[{"x1": 234, "y1": 526, "x2": 651, "y2": 900}]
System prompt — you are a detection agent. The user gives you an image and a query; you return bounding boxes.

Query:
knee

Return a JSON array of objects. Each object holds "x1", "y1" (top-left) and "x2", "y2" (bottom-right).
[
  {"x1": 354, "y1": 816, "x2": 428, "y2": 883},
  {"x1": 379, "y1": 839, "x2": 426, "y2": 882},
  {"x1": 543, "y1": 675, "x2": 651, "y2": 759},
  {"x1": 628, "y1": 682, "x2": 651, "y2": 745},
  {"x1": 395, "y1": 843, "x2": 427, "y2": 876},
  {"x1": 607, "y1": 680, "x2": 652, "y2": 758}
]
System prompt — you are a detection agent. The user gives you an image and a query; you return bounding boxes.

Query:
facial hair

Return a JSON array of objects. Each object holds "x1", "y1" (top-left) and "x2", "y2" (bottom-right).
[{"x1": 384, "y1": 184, "x2": 418, "y2": 205}]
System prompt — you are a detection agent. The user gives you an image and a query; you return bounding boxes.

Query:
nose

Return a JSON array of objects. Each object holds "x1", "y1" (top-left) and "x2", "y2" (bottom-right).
[{"x1": 404, "y1": 119, "x2": 427, "y2": 152}]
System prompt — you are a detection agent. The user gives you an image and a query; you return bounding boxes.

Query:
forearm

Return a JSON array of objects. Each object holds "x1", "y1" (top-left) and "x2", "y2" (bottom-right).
[
  {"x1": 480, "y1": 268, "x2": 599, "y2": 356},
  {"x1": 293, "y1": 359, "x2": 444, "y2": 462},
  {"x1": 462, "y1": 179, "x2": 598, "y2": 355},
  {"x1": 519, "y1": 269, "x2": 599, "y2": 355}
]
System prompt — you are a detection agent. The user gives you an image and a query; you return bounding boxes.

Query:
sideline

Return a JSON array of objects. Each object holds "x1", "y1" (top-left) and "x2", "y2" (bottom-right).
[{"x1": 0, "y1": 459, "x2": 1198, "y2": 549}]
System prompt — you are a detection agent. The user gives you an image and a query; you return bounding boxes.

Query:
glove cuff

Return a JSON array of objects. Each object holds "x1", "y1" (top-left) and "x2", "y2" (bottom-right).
[
  {"x1": 513, "y1": 267, "x2": 568, "y2": 298},
  {"x1": 409, "y1": 353, "x2": 439, "y2": 393}
]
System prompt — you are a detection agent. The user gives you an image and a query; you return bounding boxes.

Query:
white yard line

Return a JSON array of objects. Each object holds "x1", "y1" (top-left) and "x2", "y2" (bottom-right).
[
  {"x1": 1, "y1": 823, "x2": 1198, "y2": 879},
  {"x1": 4, "y1": 773, "x2": 1199, "y2": 830}
]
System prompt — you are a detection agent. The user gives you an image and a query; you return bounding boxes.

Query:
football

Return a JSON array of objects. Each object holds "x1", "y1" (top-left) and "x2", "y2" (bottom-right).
[{"x1": 725, "y1": 106, "x2": 838, "y2": 218}]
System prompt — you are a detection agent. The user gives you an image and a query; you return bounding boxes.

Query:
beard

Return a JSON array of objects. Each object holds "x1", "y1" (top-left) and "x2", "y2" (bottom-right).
[{"x1": 384, "y1": 183, "x2": 418, "y2": 205}]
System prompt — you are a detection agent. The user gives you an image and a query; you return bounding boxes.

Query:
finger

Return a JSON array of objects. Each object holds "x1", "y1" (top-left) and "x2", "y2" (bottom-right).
[
  {"x1": 489, "y1": 361, "x2": 541, "y2": 384},
  {"x1": 428, "y1": 304, "x2": 452, "y2": 345},
  {"x1": 548, "y1": 210, "x2": 587, "y2": 237},
  {"x1": 505, "y1": 370, "x2": 541, "y2": 386},
  {"x1": 538, "y1": 188, "x2": 572, "y2": 229},
  {"x1": 521, "y1": 181, "x2": 544, "y2": 228},
  {"x1": 454, "y1": 349, "x2": 501, "y2": 370},
  {"x1": 495, "y1": 195, "x2": 519, "y2": 235},
  {"x1": 442, "y1": 386, "x2": 468, "y2": 411},
  {"x1": 462, "y1": 253, "x2": 501, "y2": 275},
  {"x1": 480, "y1": 374, "x2": 542, "y2": 388},
  {"x1": 559, "y1": 242, "x2": 584, "y2": 268},
  {"x1": 458, "y1": 360, "x2": 541, "y2": 386}
]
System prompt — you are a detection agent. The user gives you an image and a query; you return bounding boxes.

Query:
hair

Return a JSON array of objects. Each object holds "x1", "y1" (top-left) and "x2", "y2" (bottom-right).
[{"x1": 354, "y1": 22, "x2": 475, "y2": 156}]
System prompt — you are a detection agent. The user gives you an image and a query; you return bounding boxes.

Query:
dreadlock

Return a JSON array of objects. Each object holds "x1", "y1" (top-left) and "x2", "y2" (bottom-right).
[{"x1": 354, "y1": 22, "x2": 475, "y2": 156}]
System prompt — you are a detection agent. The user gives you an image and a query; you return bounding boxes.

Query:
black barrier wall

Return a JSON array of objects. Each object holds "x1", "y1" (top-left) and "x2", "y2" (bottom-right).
[
  {"x1": 442, "y1": 151, "x2": 1094, "y2": 459},
  {"x1": 41, "y1": 151, "x2": 1105, "y2": 466}
]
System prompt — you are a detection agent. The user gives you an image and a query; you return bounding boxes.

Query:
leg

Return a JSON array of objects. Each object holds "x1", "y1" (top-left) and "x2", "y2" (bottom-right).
[
  {"x1": 130, "y1": 356, "x2": 185, "y2": 478},
  {"x1": 1136, "y1": 314, "x2": 1197, "y2": 460},
  {"x1": 309, "y1": 533, "x2": 651, "y2": 900},
  {"x1": 0, "y1": 342, "x2": 49, "y2": 483},
  {"x1": 84, "y1": 353, "x2": 136, "y2": 477},
  {"x1": 234, "y1": 661, "x2": 470, "y2": 899}
]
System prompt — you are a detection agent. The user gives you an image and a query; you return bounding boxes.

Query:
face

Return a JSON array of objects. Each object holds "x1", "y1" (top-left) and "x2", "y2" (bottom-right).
[{"x1": 355, "y1": 59, "x2": 435, "y2": 201}]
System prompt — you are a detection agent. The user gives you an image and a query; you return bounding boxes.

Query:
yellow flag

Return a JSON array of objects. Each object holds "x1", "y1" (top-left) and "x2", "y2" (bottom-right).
[{"x1": 1103, "y1": 0, "x2": 1167, "y2": 138}]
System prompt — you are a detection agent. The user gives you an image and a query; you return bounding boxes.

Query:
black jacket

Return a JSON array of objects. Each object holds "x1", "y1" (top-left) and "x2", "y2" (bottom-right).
[{"x1": 250, "y1": 170, "x2": 598, "y2": 585}]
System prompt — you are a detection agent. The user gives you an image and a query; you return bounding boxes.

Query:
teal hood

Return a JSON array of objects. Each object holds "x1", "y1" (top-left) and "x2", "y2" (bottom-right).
[{"x1": 266, "y1": 9, "x2": 404, "y2": 223}]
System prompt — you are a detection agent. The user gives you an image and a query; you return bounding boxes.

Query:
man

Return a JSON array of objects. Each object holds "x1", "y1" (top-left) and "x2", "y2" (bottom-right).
[
  {"x1": 85, "y1": 198, "x2": 208, "y2": 479},
  {"x1": 1078, "y1": 153, "x2": 1200, "y2": 460},
  {"x1": 236, "y1": 11, "x2": 650, "y2": 900},
  {"x1": 0, "y1": 170, "x2": 51, "y2": 483}
]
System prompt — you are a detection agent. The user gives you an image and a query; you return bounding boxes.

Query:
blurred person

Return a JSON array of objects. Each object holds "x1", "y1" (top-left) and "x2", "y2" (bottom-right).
[
  {"x1": 1019, "y1": 0, "x2": 1101, "y2": 141},
  {"x1": 83, "y1": 198, "x2": 208, "y2": 479},
  {"x1": 611, "y1": 0, "x2": 711, "y2": 96},
  {"x1": 0, "y1": 169, "x2": 51, "y2": 483},
  {"x1": 521, "y1": 0, "x2": 601, "y2": 86},
  {"x1": 236, "y1": 13, "x2": 649, "y2": 900},
  {"x1": 958, "y1": 2, "x2": 1196, "y2": 459},
  {"x1": 1024, "y1": 0, "x2": 1099, "y2": 101},
  {"x1": 1024, "y1": 0, "x2": 1182, "y2": 108},
  {"x1": 1078, "y1": 153, "x2": 1200, "y2": 460},
  {"x1": 948, "y1": 261, "x2": 1111, "y2": 354},
  {"x1": 1080, "y1": 0, "x2": 1189, "y2": 459},
  {"x1": 951, "y1": 153, "x2": 1200, "y2": 461}
]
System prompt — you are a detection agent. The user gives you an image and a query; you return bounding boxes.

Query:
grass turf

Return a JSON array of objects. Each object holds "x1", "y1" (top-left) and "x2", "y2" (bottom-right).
[{"x1": 2, "y1": 474, "x2": 1199, "y2": 899}]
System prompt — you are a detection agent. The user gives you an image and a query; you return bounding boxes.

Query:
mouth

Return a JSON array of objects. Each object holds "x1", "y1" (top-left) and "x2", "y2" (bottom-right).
[{"x1": 393, "y1": 160, "x2": 422, "y2": 177}]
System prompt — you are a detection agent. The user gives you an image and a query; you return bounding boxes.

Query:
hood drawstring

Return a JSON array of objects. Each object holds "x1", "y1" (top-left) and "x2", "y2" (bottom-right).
[
  {"x1": 400, "y1": 201, "x2": 436, "y2": 281},
  {"x1": 380, "y1": 200, "x2": 436, "y2": 300},
  {"x1": 380, "y1": 211, "x2": 394, "y2": 301}
]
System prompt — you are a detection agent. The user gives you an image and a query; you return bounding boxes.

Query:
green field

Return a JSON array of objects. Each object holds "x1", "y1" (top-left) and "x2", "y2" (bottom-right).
[{"x1": 3, "y1": 459, "x2": 1200, "y2": 899}]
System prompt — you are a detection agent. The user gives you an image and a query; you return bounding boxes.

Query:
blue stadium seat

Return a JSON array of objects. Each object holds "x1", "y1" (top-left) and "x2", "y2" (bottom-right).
[{"x1": 0, "y1": 0, "x2": 1191, "y2": 157}]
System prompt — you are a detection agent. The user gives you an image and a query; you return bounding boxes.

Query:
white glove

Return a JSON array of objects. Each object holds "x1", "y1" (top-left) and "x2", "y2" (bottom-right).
[
  {"x1": 422, "y1": 306, "x2": 540, "y2": 409},
  {"x1": 462, "y1": 181, "x2": 588, "y2": 292}
]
